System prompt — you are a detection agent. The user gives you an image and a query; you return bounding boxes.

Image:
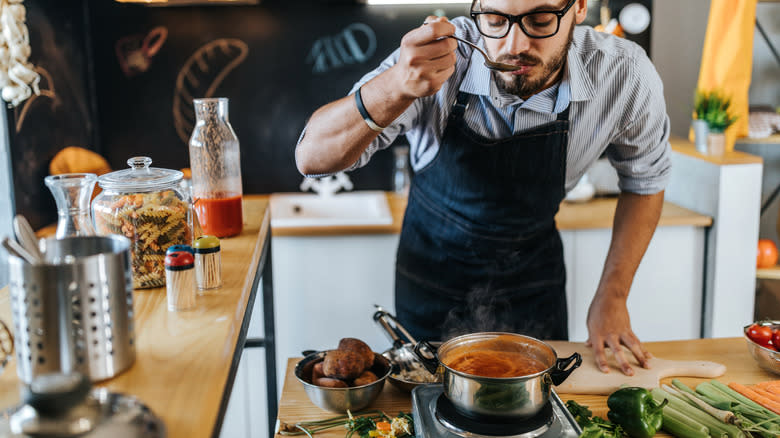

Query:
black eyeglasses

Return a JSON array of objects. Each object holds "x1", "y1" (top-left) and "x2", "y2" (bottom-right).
[{"x1": 470, "y1": 0, "x2": 577, "y2": 39}]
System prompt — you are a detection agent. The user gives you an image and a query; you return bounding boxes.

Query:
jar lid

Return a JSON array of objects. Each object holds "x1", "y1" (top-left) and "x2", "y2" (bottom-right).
[
  {"x1": 166, "y1": 244, "x2": 194, "y2": 256},
  {"x1": 98, "y1": 157, "x2": 183, "y2": 192},
  {"x1": 165, "y1": 251, "x2": 194, "y2": 270},
  {"x1": 194, "y1": 235, "x2": 220, "y2": 253}
]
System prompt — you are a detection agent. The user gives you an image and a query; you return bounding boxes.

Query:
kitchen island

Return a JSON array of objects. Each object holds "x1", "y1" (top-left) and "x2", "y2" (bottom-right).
[
  {"x1": 0, "y1": 197, "x2": 272, "y2": 438},
  {"x1": 274, "y1": 337, "x2": 776, "y2": 438}
]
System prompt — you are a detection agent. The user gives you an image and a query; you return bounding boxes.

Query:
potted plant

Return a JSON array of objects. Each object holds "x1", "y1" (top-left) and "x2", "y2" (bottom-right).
[{"x1": 693, "y1": 89, "x2": 738, "y2": 155}]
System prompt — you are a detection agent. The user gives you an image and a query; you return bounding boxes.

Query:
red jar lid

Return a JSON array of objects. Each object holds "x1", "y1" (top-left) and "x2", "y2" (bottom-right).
[{"x1": 165, "y1": 251, "x2": 194, "y2": 270}]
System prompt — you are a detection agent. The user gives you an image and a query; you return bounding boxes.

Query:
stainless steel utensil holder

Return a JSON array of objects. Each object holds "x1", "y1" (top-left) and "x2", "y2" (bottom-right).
[{"x1": 8, "y1": 235, "x2": 136, "y2": 383}]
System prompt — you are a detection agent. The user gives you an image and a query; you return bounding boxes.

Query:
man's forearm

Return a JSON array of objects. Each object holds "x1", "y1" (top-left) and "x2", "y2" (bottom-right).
[
  {"x1": 295, "y1": 67, "x2": 415, "y2": 176},
  {"x1": 595, "y1": 190, "x2": 665, "y2": 299}
]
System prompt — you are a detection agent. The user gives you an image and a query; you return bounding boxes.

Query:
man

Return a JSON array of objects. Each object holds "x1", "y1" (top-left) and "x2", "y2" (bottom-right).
[{"x1": 296, "y1": 0, "x2": 671, "y2": 376}]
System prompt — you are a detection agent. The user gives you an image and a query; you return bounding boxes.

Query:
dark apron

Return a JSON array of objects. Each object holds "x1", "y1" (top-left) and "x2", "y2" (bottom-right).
[{"x1": 395, "y1": 90, "x2": 570, "y2": 342}]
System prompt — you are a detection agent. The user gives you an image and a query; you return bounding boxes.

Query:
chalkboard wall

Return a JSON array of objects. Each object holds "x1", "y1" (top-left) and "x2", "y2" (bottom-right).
[
  {"x1": 9, "y1": 0, "x2": 652, "y2": 230},
  {"x1": 7, "y1": 0, "x2": 94, "y2": 230},
  {"x1": 87, "y1": 0, "x2": 472, "y2": 195}
]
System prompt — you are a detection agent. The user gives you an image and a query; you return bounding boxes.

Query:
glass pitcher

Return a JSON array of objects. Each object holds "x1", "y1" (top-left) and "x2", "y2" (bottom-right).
[
  {"x1": 189, "y1": 98, "x2": 243, "y2": 238},
  {"x1": 44, "y1": 173, "x2": 98, "y2": 239}
]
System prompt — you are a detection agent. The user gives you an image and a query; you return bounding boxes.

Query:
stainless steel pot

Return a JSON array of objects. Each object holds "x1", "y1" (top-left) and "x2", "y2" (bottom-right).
[{"x1": 413, "y1": 332, "x2": 581, "y2": 420}]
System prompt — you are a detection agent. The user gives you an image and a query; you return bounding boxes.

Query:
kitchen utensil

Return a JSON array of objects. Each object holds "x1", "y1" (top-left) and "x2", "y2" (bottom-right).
[
  {"x1": 743, "y1": 321, "x2": 780, "y2": 376},
  {"x1": 44, "y1": 173, "x2": 98, "y2": 239},
  {"x1": 93, "y1": 156, "x2": 191, "y2": 289},
  {"x1": 545, "y1": 341, "x2": 727, "y2": 394},
  {"x1": 447, "y1": 35, "x2": 519, "y2": 72},
  {"x1": 414, "y1": 332, "x2": 581, "y2": 420},
  {"x1": 2, "y1": 237, "x2": 39, "y2": 264},
  {"x1": 0, "y1": 372, "x2": 165, "y2": 437},
  {"x1": 373, "y1": 305, "x2": 440, "y2": 392},
  {"x1": 8, "y1": 235, "x2": 136, "y2": 383},
  {"x1": 294, "y1": 351, "x2": 392, "y2": 413},
  {"x1": 13, "y1": 215, "x2": 43, "y2": 261},
  {"x1": 0, "y1": 319, "x2": 13, "y2": 377}
]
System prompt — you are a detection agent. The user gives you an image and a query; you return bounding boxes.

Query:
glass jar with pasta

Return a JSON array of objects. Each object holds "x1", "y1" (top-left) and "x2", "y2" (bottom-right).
[{"x1": 92, "y1": 156, "x2": 192, "y2": 289}]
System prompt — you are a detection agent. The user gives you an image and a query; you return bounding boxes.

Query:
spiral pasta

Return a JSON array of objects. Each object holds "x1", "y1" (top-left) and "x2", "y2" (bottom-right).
[{"x1": 93, "y1": 190, "x2": 191, "y2": 289}]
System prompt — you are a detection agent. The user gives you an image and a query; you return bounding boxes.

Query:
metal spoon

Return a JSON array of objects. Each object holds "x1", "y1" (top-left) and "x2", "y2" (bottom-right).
[
  {"x1": 2, "y1": 237, "x2": 39, "y2": 264},
  {"x1": 447, "y1": 35, "x2": 519, "y2": 72},
  {"x1": 13, "y1": 215, "x2": 43, "y2": 261}
]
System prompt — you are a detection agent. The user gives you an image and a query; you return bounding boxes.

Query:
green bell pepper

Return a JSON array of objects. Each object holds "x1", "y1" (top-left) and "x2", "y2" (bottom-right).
[{"x1": 607, "y1": 387, "x2": 668, "y2": 438}]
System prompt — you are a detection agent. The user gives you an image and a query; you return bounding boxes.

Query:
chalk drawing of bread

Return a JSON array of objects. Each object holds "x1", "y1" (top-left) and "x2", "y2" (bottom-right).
[
  {"x1": 173, "y1": 38, "x2": 248, "y2": 145},
  {"x1": 15, "y1": 66, "x2": 56, "y2": 133}
]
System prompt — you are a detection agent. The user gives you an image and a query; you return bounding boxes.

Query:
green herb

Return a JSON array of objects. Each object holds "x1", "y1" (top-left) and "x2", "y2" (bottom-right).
[
  {"x1": 278, "y1": 410, "x2": 415, "y2": 438},
  {"x1": 693, "y1": 89, "x2": 738, "y2": 133},
  {"x1": 565, "y1": 400, "x2": 626, "y2": 438}
]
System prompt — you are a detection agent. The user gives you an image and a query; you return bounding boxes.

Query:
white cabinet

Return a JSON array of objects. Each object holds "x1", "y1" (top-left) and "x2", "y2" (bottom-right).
[
  {"x1": 561, "y1": 225, "x2": 706, "y2": 343},
  {"x1": 272, "y1": 233, "x2": 400, "y2": 392}
]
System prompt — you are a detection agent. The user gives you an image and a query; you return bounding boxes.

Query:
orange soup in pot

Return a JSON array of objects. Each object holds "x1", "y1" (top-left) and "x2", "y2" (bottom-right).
[{"x1": 444, "y1": 350, "x2": 547, "y2": 378}]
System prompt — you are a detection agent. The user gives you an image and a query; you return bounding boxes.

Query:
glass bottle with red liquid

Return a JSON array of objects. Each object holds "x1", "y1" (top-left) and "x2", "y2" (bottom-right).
[{"x1": 189, "y1": 98, "x2": 243, "y2": 237}]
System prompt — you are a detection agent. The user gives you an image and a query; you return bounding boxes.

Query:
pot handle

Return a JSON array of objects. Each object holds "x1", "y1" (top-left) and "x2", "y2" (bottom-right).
[
  {"x1": 412, "y1": 340, "x2": 440, "y2": 375},
  {"x1": 550, "y1": 352, "x2": 582, "y2": 386}
]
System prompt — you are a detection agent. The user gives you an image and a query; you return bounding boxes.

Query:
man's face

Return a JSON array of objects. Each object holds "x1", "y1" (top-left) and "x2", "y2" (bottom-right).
[{"x1": 478, "y1": 0, "x2": 587, "y2": 99}]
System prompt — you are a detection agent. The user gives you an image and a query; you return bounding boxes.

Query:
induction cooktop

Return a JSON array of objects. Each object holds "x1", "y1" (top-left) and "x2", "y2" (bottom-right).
[{"x1": 411, "y1": 385, "x2": 582, "y2": 438}]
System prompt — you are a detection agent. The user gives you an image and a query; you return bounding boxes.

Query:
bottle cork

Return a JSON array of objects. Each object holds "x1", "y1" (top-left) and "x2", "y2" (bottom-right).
[
  {"x1": 165, "y1": 251, "x2": 196, "y2": 311},
  {"x1": 194, "y1": 235, "x2": 221, "y2": 290}
]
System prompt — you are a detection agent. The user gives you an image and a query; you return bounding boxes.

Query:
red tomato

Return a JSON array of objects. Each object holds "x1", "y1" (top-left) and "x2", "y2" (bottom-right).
[
  {"x1": 757, "y1": 239, "x2": 779, "y2": 268},
  {"x1": 748, "y1": 323, "x2": 773, "y2": 345},
  {"x1": 773, "y1": 329, "x2": 780, "y2": 348}
]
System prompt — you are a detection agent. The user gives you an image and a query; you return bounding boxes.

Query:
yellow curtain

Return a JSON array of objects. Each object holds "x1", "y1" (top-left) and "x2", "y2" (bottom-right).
[{"x1": 693, "y1": 0, "x2": 757, "y2": 151}]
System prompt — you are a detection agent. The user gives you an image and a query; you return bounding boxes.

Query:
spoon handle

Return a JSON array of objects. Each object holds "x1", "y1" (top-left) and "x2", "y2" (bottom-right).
[
  {"x1": 445, "y1": 35, "x2": 518, "y2": 72},
  {"x1": 2, "y1": 237, "x2": 38, "y2": 264},
  {"x1": 14, "y1": 215, "x2": 43, "y2": 261}
]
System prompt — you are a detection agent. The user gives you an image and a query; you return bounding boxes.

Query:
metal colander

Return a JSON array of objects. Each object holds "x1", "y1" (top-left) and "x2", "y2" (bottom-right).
[{"x1": 8, "y1": 235, "x2": 136, "y2": 383}]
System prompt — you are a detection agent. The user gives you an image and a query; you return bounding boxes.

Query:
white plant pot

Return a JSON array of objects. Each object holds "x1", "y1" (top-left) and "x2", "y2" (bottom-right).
[{"x1": 692, "y1": 120, "x2": 709, "y2": 154}]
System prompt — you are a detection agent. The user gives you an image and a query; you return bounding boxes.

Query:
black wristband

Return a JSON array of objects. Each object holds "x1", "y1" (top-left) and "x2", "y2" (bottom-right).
[{"x1": 354, "y1": 86, "x2": 385, "y2": 132}]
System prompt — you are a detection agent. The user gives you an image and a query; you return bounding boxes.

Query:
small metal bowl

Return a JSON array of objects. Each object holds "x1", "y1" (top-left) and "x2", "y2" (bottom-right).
[
  {"x1": 382, "y1": 343, "x2": 442, "y2": 393},
  {"x1": 294, "y1": 351, "x2": 392, "y2": 413},
  {"x1": 744, "y1": 321, "x2": 780, "y2": 376}
]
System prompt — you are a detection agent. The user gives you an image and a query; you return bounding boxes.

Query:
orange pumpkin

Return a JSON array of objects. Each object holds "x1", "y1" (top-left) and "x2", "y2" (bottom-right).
[{"x1": 757, "y1": 239, "x2": 779, "y2": 269}]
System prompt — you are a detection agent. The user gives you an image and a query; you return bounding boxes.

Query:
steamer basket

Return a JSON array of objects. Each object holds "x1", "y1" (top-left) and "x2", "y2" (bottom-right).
[{"x1": 8, "y1": 235, "x2": 136, "y2": 383}]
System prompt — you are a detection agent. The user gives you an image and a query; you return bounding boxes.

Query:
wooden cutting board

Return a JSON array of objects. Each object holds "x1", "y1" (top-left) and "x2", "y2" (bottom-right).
[{"x1": 546, "y1": 341, "x2": 727, "y2": 395}]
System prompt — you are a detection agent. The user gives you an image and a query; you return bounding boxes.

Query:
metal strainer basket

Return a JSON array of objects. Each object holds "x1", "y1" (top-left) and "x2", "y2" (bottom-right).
[{"x1": 8, "y1": 235, "x2": 136, "y2": 383}]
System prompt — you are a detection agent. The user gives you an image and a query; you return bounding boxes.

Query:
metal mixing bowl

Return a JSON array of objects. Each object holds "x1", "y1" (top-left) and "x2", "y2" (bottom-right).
[
  {"x1": 294, "y1": 351, "x2": 392, "y2": 413},
  {"x1": 744, "y1": 321, "x2": 780, "y2": 376}
]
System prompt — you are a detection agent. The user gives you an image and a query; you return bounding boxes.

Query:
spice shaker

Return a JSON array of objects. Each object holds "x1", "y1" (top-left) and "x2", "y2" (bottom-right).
[
  {"x1": 166, "y1": 244, "x2": 194, "y2": 256},
  {"x1": 194, "y1": 235, "x2": 221, "y2": 290},
  {"x1": 189, "y1": 98, "x2": 244, "y2": 238},
  {"x1": 165, "y1": 251, "x2": 196, "y2": 311}
]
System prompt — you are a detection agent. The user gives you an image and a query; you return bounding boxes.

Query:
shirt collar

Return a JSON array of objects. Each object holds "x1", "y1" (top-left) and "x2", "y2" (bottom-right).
[{"x1": 458, "y1": 29, "x2": 596, "y2": 111}]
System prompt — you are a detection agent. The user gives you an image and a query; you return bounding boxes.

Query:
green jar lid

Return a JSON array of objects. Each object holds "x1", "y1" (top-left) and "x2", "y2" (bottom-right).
[{"x1": 194, "y1": 235, "x2": 220, "y2": 253}]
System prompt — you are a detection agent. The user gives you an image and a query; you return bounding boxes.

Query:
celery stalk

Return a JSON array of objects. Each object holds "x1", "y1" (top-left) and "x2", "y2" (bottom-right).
[
  {"x1": 661, "y1": 406, "x2": 712, "y2": 438},
  {"x1": 651, "y1": 388, "x2": 737, "y2": 438}
]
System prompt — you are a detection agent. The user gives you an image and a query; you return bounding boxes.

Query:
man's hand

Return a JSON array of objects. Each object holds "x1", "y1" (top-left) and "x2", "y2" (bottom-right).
[
  {"x1": 585, "y1": 291, "x2": 651, "y2": 376},
  {"x1": 390, "y1": 16, "x2": 457, "y2": 99},
  {"x1": 585, "y1": 190, "x2": 664, "y2": 376}
]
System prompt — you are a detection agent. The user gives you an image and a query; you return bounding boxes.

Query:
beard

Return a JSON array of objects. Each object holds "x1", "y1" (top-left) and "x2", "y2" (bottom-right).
[{"x1": 493, "y1": 23, "x2": 575, "y2": 98}]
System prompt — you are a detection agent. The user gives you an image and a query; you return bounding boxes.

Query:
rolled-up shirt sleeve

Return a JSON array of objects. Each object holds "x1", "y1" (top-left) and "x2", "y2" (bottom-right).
[
  {"x1": 296, "y1": 48, "x2": 423, "y2": 173},
  {"x1": 606, "y1": 54, "x2": 672, "y2": 195}
]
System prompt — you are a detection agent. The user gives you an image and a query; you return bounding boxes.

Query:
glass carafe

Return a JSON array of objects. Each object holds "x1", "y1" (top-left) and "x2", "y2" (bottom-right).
[
  {"x1": 44, "y1": 173, "x2": 98, "y2": 239},
  {"x1": 189, "y1": 98, "x2": 243, "y2": 238}
]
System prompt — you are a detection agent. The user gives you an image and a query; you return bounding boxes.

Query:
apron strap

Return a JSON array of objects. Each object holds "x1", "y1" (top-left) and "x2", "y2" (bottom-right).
[{"x1": 451, "y1": 91, "x2": 470, "y2": 121}]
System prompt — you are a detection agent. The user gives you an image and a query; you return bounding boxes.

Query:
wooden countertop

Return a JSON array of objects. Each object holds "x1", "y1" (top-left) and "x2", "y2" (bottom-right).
[
  {"x1": 0, "y1": 197, "x2": 270, "y2": 438},
  {"x1": 271, "y1": 193, "x2": 712, "y2": 237},
  {"x1": 274, "y1": 337, "x2": 776, "y2": 438},
  {"x1": 670, "y1": 135, "x2": 764, "y2": 165}
]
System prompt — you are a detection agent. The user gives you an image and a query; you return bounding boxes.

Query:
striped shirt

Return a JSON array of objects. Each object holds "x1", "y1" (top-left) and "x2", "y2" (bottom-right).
[{"x1": 342, "y1": 17, "x2": 672, "y2": 195}]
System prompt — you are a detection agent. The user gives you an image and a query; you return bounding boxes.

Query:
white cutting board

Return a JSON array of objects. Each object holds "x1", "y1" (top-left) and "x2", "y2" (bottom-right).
[{"x1": 546, "y1": 341, "x2": 727, "y2": 395}]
